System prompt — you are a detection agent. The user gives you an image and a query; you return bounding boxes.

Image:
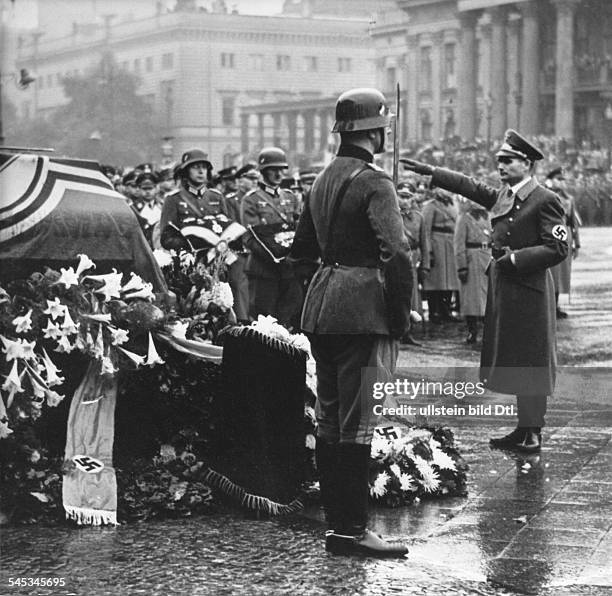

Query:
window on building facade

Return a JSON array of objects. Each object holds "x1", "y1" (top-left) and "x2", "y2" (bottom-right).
[
  {"x1": 222, "y1": 96, "x2": 235, "y2": 125},
  {"x1": 276, "y1": 55, "x2": 291, "y2": 71},
  {"x1": 250, "y1": 54, "x2": 264, "y2": 70},
  {"x1": 303, "y1": 56, "x2": 318, "y2": 72},
  {"x1": 338, "y1": 57, "x2": 351, "y2": 72},
  {"x1": 162, "y1": 53, "x2": 174, "y2": 69},
  {"x1": 444, "y1": 43, "x2": 456, "y2": 89},
  {"x1": 419, "y1": 47, "x2": 432, "y2": 92},
  {"x1": 146, "y1": 56, "x2": 153, "y2": 72},
  {"x1": 221, "y1": 53, "x2": 235, "y2": 68}
]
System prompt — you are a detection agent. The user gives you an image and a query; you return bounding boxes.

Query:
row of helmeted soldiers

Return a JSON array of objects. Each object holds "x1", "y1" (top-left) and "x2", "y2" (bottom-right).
[{"x1": 100, "y1": 148, "x2": 317, "y2": 327}]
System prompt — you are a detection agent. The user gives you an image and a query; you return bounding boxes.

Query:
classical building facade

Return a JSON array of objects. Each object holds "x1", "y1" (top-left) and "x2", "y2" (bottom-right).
[
  {"x1": 374, "y1": 0, "x2": 611, "y2": 146},
  {"x1": 10, "y1": 2, "x2": 377, "y2": 166}
]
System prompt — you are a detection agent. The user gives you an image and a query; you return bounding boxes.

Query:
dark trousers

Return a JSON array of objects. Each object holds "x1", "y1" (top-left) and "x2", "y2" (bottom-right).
[
  {"x1": 427, "y1": 290, "x2": 455, "y2": 320},
  {"x1": 247, "y1": 275, "x2": 302, "y2": 329},
  {"x1": 309, "y1": 334, "x2": 398, "y2": 445},
  {"x1": 516, "y1": 394, "x2": 548, "y2": 428}
]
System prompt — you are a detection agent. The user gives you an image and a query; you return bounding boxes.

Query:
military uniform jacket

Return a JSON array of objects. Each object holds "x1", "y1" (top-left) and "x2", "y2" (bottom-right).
[
  {"x1": 551, "y1": 190, "x2": 580, "y2": 294},
  {"x1": 432, "y1": 168, "x2": 568, "y2": 395},
  {"x1": 159, "y1": 184, "x2": 229, "y2": 251},
  {"x1": 241, "y1": 184, "x2": 300, "y2": 280},
  {"x1": 454, "y1": 210, "x2": 491, "y2": 317},
  {"x1": 421, "y1": 198, "x2": 460, "y2": 291},
  {"x1": 290, "y1": 144, "x2": 412, "y2": 337}
]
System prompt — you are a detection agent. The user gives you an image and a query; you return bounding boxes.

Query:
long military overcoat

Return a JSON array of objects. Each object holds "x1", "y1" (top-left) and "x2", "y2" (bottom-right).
[
  {"x1": 432, "y1": 168, "x2": 568, "y2": 395},
  {"x1": 550, "y1": 190, "x2": 580, "y2": 295},
  {"x1": 453, "y1": 209, "x2": 491, "y2": 317}
]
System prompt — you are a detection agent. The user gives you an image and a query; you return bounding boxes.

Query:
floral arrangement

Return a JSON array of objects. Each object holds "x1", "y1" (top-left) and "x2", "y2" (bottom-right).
[
  {"x1": 0, "y1": 255, "x2": 168, "y2": 439},
  {"x1": 369, "y1": 426, "x2": 468, "y2": 507}
]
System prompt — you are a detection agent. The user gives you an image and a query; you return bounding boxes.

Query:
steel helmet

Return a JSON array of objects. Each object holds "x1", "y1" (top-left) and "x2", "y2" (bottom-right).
[
  {"x1": 177, "y1": 148, "x2": 212, "y2": 174},
  {"x1": 258, "y1": 147, "x2": 289, "y2": 171},
  {"x1": 332, "y1": 88, "x2": 392, "y2": 133}
]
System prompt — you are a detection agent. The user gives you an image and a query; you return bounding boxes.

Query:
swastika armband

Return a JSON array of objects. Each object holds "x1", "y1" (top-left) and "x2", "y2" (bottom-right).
[{"x1": 551, "y1": 224, "x2": 568, "y2": 242}]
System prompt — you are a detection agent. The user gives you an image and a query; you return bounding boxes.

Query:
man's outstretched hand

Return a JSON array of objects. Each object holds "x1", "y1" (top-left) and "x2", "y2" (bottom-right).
[{"x1": 400, "y1": 158, "x2": 434, "y2": 176}]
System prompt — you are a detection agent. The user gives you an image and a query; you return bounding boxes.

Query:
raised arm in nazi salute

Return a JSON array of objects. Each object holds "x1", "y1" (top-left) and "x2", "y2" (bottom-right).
[{"x1": 402, "y1": 130, "x2": 569, "y2": 453}]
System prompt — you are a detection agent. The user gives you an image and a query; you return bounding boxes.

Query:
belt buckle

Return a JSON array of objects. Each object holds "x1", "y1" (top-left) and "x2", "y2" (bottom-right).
[{"x1": 481, "y1": 242, "x2": 489, "y2": 250}]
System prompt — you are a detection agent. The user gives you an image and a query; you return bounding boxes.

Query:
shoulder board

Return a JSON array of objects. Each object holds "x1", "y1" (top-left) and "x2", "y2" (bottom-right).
[
  {"x1": 243, "y1": 188, "x2": 259, "y2": 199},
  {"x1": 165, "y1": 189, "x2": 180, "y2": 198},
  {"x1": 207, "y1": 188, "x2": 223, "y2": 196},
  {"x1": 225, "y1": 191, "x2": 237, "y2": 199}
]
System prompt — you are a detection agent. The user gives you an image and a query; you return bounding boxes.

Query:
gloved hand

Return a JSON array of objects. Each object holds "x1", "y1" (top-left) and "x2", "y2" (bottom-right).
[
  {"x1": 400, "y1": 158, "x2": 434, "y2": 177},
  {"x1": 458, "y1": 268, "x2": 468, "y2": 284},
  {"x1": 417, "y1": 267, "x2": 429, "y2": 285},
  {"x1": 495, "y1": 252, "x2": 516, "y2": 273}
]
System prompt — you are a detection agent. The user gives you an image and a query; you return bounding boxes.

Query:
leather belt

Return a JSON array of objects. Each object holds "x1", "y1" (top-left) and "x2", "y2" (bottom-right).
[
  {"x1": 466, "y1": 242, "x2": 492, "y2": 249},
  {"x1": 432, "y1": 225, "x2": 454, "y2": 234}
]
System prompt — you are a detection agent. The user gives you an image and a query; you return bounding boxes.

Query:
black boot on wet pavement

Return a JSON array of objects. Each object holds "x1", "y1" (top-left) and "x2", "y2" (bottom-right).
[
  {"x1": 326, "y1": 529, "x2": 409, "y2": 558},
  {"x1": 489, "y1": 427, "x2": 526, "y2": 449},
  {"x1": 515, "y1": 428, "x2": 542, "y2": 453}
]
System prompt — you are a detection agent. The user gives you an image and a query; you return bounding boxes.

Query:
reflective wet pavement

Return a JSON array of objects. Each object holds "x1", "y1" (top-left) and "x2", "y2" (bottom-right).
[{"x1": 1, "y1": 228, "x2": 611, "y2": 595}]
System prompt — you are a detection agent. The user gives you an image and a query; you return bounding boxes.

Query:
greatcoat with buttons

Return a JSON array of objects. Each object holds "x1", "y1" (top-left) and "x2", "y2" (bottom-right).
[{"x1": 432, "y1": 168, "x2": 568, "y2": 396}]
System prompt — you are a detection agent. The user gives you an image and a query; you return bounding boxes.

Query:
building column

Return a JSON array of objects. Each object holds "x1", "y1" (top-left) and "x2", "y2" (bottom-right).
[
  {"x1": 287, "y1": 111, "x2": 297, "y2": 152},
  {"x1": 257, "y1": 113, "x2": 265, "y2": 148},
  {"x1": 521, "y1": 1, "x2": 540, "y2": 134},
  {"x1": 489, "y1": 6, "x2": 508, "y2": 138},
  {"x1": 240, "y1": 112, "x2": 250, "y2": 154},
  {"x1": 457, "y1": 12, "x2": 478, "y2": 140},
  {"x1": 303, "y1": 109, "x2": 315, "y2": 154},
  {"x1": 553, "y1": 0, "x2": 580, "y2": 141},
  {"x1": 318, "y1": 109, "x2": 330, "y2": 151},
  {"x1": 506, "y1": 15, "x2": 521, "y2": 130},
  {"x1": 406, "y1": 34, "x2": 420, "y2": 142},
  {"x1": 431, "y1": 32, "x2": 443, "y2": 142},
  {"x1": 272, "y1": 113, "x2": 282, "y2": 147}
]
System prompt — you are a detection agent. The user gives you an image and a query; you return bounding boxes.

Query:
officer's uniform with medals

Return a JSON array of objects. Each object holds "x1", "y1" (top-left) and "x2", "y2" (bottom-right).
[{"x1": 241, "y1": 160, "x2": 301, "y2": 328}]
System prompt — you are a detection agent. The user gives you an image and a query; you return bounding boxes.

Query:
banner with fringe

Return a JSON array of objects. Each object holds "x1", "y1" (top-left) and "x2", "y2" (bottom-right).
[{"x1": 62, "y1": 360, "x2": 118, "y2": 526}]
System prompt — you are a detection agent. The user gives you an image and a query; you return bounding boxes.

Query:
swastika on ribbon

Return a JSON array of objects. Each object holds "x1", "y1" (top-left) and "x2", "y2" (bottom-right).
[
  {"x1": 552, "y1": 225, "x2": 568, "y2": 242},
  {"x1": 72, "y1": 455, "x2": 104, "y2": 473},
  {"x1": 374, "y1": 426, "x2": 402, "y2": 440}
]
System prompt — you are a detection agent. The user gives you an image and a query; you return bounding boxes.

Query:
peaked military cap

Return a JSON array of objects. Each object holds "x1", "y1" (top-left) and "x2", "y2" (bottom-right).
[
  {"x1": 122, "y1": 169, "x2": 138, "y2": 185},
  {"x1": 136, "y1": 171, "x2": 159, "y2": 187},
  {"x1": 135, "y1": 162, "x2": 154, "y2": 174},
  {"x1": 218, "y1": 166, "x2": 237, "y2": 180},
  {"x1": 299, "y1": 169, "x2": 317, "y2": 184},
  {"x1": 496, "y1": 129, "x2": 544, "y2": 162},
  {"x1": 236, "y1": 163, "x2": 259, "y2": 179}
]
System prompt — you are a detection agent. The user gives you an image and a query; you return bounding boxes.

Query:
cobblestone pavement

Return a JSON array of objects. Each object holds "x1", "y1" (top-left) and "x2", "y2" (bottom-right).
[{"x1": 1, "y1": 228, "x2": 611, "y2": 596}]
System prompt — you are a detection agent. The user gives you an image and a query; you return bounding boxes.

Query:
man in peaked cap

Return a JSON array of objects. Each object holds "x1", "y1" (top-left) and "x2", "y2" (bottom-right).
[
  {"x1": 403, "y1": 129, "x2": 568, "y2": 454},
  {"x1": 133, "y1": 171, "x2": 162, "y2": 247},
  {"x1": 545, "y1": 167, "x2": 581, "y2": 319}
]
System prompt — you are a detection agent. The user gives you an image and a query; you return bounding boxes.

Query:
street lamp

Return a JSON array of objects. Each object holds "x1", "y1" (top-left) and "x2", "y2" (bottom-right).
[
  {"x1": 605, "y1": 103, "x2": 612, "y2": 171},
  {"x1": 0, "y1": 68, "x2": 37, "y2": 145}
]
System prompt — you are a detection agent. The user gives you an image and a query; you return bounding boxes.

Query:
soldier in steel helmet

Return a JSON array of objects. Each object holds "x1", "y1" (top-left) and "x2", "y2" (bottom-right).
[
  {"x1": 290, "y1": 88, "x2": 412, "y2": 558},
  {"x1": 403, "y1": 130, "x2": 568, "y2": 454},
  {"x1": 159, "y1": 148, "x2": 230, "y2": 252},
  {"x1": 240, "y1": 147, "x2": 302, "y2": 328}
]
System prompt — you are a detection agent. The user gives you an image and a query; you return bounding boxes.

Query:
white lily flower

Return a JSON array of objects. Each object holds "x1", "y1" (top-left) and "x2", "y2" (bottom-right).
[
  {"x1": 2, "y1": 360, "x2": 25, "y2": 394},
  {"x1": 81, "y1": 313, "x2": 112, "y2": 324},
  {"x1": 123, "y1": 282, "x2": 155, "y2": 301},
  {"x1": 45, "y1": 389, "x2": 65, "y2": 407},
  {"x1": 27, "y1": 371, "x2": 47, "y2": 399},
  {"x1": 0, "y1": 336, "x2": 36, "y2": 361},
  {"x1": 109, "y1": 326, "x2": 129, "y2": 346},
  {"x1": 57, "y1": 267, "x2": 80, "y2": 288},
  {"x1": 41, "y1": 348, "x2": 64, "y2": 387},
  {"x1": 55, "y1": 335, "x2": 75, "y2": 353},
  {"x1": 120, "y1": 272, "x2": 146, "y2": 294},
  {"x1": 145, "y1": 332, "x2": 165, "y2": 366},
  {"x1": 75, "y1": 254, "x2": 96, "y2": 276},
  {"x1": 42, "y1": 319, "x2": 63, "y2": 340},
  {"x1": 61, "y1": 309, "x2": 79, "y2": 335},
  {"x1": 43, "y1": 298, "x2": 67, "y2": 320},
  {"x1": 117, "y1": 346, "x2": 145, "y2": 367},
  {"x1": 12, "y1": 309, "x2": 33, "y2": 334},
  {"x1": 0, "y1": 420, "x2": 13, "y2": 439},
  {"x1": 153, "y1": 249, "x2": 173, "y2": 269},
  {"x1": 101, "y1": 355, "x2": 116, "y2": 375},
  {"x1": 86, "y1": 269, "x2": 123, "y2": 301}
]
